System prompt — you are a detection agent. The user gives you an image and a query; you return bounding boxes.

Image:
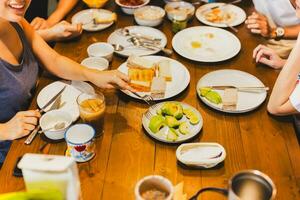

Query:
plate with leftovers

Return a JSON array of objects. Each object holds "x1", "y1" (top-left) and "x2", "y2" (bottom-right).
[
  {"x1": 37, "y1": 81, "x2": 95, "y2": 122},
  {"x1": 196, "y1": 70, "x2": 267, "y2": 113},
  {"x1": 172, "y1": 26, "x2": 241, "y2": 62},
  {"x1": 142, "y1": 101, "x2": 203, "y2": 143},
  {"x1": 118, "y1": 55, "x2": 190, "y2": 100},
  {"x1": 196, "y1": 3, "x2": 246, "y2": 28},
  {"x1": 108, "y1": 26, "x2": 167, "y2": 57},
  {"x1": 72, "y1": 9, "x2": 116, "y2": 31}
]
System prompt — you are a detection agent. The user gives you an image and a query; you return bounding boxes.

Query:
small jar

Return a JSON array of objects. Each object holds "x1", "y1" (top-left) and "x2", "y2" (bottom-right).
[{"x1": 172, "y1": 13, "x2": 188, "y2": 33}]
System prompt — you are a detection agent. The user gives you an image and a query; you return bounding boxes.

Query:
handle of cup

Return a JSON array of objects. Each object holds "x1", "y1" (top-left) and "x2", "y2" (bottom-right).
[{"x1": 189, "y1": 187, "x2": 228, "y2": 200}]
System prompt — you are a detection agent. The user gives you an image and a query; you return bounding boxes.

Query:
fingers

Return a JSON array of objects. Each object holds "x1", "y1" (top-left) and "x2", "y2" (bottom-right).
[
  {"x1": 20, "y1": 110, "x2": 41, "y2": 118},
  {"x1": 22, "y1": 116, "x2": 38, "y2": 126},
  {"x1": 31, "y1": 17, "x2": 48, "y2": 30},
  {"x1": 115, "y1": 71, "x2": 130, "y2": 83},
  {"x1": 253, "y1": 44, "x2": 267, "y2": 58},
  {"x1": 258, "y1": 57, "x2": 273, "y2": 67},
  {"x1": 23, "y1": 123, "x2": 36, "y2": 132},
  {"x1": 250, "y1": 29, "x2": 262, "y2": 34}
]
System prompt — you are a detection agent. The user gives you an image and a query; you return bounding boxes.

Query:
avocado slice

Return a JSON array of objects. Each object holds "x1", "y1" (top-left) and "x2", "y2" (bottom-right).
[
  {"x1": 173, "y1": 103, "x2": 183, "y2": 120},
  {"x1": 166, "y1": 128, "x2": 178, "y2": 142},
  {"x1": 161, "y1": 102, "x2": 176, "y2": 116},
  {"x1": 165, "y1": 116, "x2": 180, "y2": 128},
  {"x1": 200, "y1": 87, "x2": 212, "y2": 96},
  {"x1": 149, "y1": 115, "x2": 165, "y2": 133},
  {"x1": 179, "y1": 122, "x2": 189, "y2": 135},
  {"x1": 183, "y1": 108, "x2": 194, "y2": 119},
  {"x1": 204, "y1": 91, "x2": 222, "y2": 104}
]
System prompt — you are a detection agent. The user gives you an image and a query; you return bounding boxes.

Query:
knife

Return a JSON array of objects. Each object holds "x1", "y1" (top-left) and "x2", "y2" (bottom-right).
[{"x1": 24, "y1": 85, "x2": 66, "y2": 145}]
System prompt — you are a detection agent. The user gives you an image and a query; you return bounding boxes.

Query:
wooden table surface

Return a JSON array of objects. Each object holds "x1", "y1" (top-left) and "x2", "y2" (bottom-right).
[{"x1": 1, "y1": 0, "x2": 300, "y2": 199}]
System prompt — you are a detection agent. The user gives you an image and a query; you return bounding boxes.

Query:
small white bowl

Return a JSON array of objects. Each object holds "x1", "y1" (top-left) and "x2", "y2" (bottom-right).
[
  {"x1": 87, "y1": 42, "x2": 114, "y2": 62},
  {"x1": 165, "y1": 1, "x2": 195, "y2": 21},
  {"x1": 176, "y1": 143, "x2": 226, "y2": 168},
  {"x1": 81, "y1": 57, "x2": 109, "y2": 71},
  {"x1": 40, "y1": 110, "x2": 73, "y2": 140},
  {"x1": 135, "y1": 175, "x2": 174, "y2": 200},
  {"x1": 134, "y1": 6, "x2": 166, "y2": 27},
  {"x1": 115, "y1": 0, "x2": 150, "y2": 15}
]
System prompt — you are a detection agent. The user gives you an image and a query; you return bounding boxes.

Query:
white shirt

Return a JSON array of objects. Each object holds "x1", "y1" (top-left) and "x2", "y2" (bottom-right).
[
  {"x1": 290, "y1": 82, "x2": 300, "y2": 112},
  {"x1": 252, "y1": 0, "x2": 300, "y2": 27}
]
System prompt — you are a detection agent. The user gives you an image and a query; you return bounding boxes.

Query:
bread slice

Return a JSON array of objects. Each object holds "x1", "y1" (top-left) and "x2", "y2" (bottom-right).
[
  {"x1": 151, "y1": 77, "x2": 166, "y2": 98},
  {"x1": 93, "y1": 12, "x2": 117, "y2": 24},
  {"x1": 158, "y1": 60, "x2": 172, "y2": 81},
  {"x1": 127, "y1": 56, "x2": 156, "y2": 92}
]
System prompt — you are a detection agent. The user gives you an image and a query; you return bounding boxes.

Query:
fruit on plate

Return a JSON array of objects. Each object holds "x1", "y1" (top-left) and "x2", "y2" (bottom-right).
[
  {"x1": 189, "y1": 115, "x2": 200, "y2": 125},
  {"x1": 179, "y1": 122, "x2": 189, "y2": 135},
  {"x1": 199, "y1": 87, "x2": 222, "y2": 104},
  {"x1": 149, "y1": 115, "x2": 165, "y2": 133},
  {"x1": 165, "y1": 116, "x2": 180, "y2": 128},
  {"x1": 161, "y1": 102, "x2": 183, "y2": 119},
  {"x1": 166, "y1": 128, "x2": 178, "y2": 142},
  {"x1": 183, "y1": 108, "x2": 200, "y2": 125}
]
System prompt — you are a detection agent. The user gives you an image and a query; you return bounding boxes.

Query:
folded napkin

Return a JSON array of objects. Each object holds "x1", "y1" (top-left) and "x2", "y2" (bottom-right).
[
  {"x1": 266, "y1": 39, "x2": 296, "y2": 59},
  {"x1": 222, "y1": 88, "x2": 238, "y2": 111}
]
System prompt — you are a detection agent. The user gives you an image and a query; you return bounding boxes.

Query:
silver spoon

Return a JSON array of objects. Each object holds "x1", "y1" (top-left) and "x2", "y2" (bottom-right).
[
  {"x1": 130, "y1": 38, "x2": 173, "y2": 56},
  {"x1": 120, "y1": 28, "x2": 162, "y2": 42},
  {"x1": 39, "y1": 122, "x2": 66, "y2": 133}
]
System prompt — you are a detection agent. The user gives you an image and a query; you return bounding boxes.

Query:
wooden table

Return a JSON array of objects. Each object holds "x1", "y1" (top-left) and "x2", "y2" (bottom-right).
[{"x1": 1, "y1": 1, "x2": 300, "y2": 199}]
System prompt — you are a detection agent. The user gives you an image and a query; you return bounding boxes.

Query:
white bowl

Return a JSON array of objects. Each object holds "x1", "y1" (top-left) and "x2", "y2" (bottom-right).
[
  {"x1": 115, "y1": 0, "x2": 150, "y2": 15},
  {"x1": 134, "y1": 175, "x2": 174, "y2": 200},
  {"x1": 176, "y1": 143, "x2": 226, "y2": 168},
  {"x1": 134, "y1": 6, "x2": 165, "y2": 27},
  {"x1": 40, "y1": 110, "x2": 73, "y2": 140},
  {"x1": 165, "y1": 1, "x2": 195, "y2": 21},
  {"x1": 87, "y1": 42, "x2": 114, "y2": 62},
  {"x1": 81, "y1": 57, "x2": 109, "y2": 71}
]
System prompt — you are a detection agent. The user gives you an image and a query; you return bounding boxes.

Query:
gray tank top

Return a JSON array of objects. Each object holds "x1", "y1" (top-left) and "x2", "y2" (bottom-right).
[{"x1": 0, "y1": 22, "x2": 39, "y2": 123}]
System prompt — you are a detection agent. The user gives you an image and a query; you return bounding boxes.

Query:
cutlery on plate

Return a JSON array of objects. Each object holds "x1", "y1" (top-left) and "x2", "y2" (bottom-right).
[
  {"x1": 130, "y1": 91, "x2": 154, "y2": 105},
  {"x1": 204, "y1": 85, "x2": 269, "y2": 92},
  {"x1": 24, "y1": 86, "x2": 66, "y2": 145},
  {"x1": 119, "y1": 28, "x2": 162, "y2": 42},
  {"x1": 224, "y1": 22, "x2": 238, "y2": 33}
]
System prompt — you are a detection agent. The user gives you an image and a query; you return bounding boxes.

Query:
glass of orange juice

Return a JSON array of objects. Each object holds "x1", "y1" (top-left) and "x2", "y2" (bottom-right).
[{"x1": 77, "y1": 92, "x2": 106, "y2": 136}]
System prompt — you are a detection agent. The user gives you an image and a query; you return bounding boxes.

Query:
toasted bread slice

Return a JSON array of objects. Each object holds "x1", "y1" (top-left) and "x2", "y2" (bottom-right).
[
  {"x1": 151, "y1": 77, "x2": 166, "y2": 98},
  {"x1": 158, "y1": 60, "x2": 172, "y2": 81}
]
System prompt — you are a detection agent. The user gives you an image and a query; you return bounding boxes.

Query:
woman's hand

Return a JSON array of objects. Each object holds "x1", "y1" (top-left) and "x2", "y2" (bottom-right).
[
  {"x1": 31, "y1": 17, "x2": 51, "y2": 30},
  {"x1": 253, "y1": 45, "x2": 286, "y2": 69},
  {"x1": 38, "y1": 21, "x2": 82, "y2": 42},
  {"x1": 88, "y1": 70, "x2": 134, "y2": 91},
  {"x1": 245, "y1": 12, "x2": 273, "y2": 38},
  {"x1": 0, "y1": 110, "x2": 41, "y2": 140}
]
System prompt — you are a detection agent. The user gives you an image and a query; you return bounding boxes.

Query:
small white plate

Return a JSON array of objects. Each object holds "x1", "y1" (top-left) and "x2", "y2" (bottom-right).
[
  {"x1": 37, "y1": 81, "x2": 94, "y2": 122},
  {"x1": 71, "y1": 9, "x2": 114, "y2": 32},
  {"x1": 107, "y1": 26, "x2": 167, "y2": 57},
  {"x1": 118, "y1": 56, "x2": 190, "y2": 100},
  {"x1": 196, "y1": 3, "x2": 246, "y2": 27},
  {"x1": 172, "y1": 26, "x2": 241, "y2": 62},
  {"x1": 176, "y1": 143, "x2": 226, "y2": 168},
  {"x1": 196, "y1": 70, "x2": 267, "y2": 113},
  {"x1": 142, "y1": 101, "x2": 203, "y2": 144}
]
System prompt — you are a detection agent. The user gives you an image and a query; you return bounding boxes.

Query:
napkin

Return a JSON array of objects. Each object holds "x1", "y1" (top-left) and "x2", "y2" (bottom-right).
[{"x1": 222, "y1": 88, "x2": 238, "y2": 111}]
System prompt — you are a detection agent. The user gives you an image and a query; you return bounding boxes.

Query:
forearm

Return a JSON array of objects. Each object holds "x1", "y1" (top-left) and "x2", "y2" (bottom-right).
[
  {"x1": 36, "y1": 29, "x2": 55, "y2": 42},
  {"x1": 267, "y1": 35, "x2": 300, "y2": 114},
  {"x1": 0, "y1": 124, "x2": 9, "y2": 140},
  {"x1": 47, "y1": 0, "x2": 79, "y2": 26}
]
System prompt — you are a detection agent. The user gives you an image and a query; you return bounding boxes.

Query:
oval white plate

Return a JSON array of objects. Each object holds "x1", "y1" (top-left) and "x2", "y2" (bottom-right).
[
  {"x1": 196, "y1": 3, "x2": 246, "y2": 27},
  {"x1": 172, "y1": 26, "x2": 241, "y2": 62},
  {"x1": 71, "y1": 9, "x2": 114, "y2": 32},
  {"x1": 196, "y1": 70, "x2": 267, "y2": 113},
  {"x1": 107, "y1": 26, "x2": 167, "y2": 57},
  {"x1": 142, "y1": 101, "x2": 203, "y2": 144},
  {"x1": 118, "y1": 56, "x2": 190, "y2": 100},
  {"x1": 37, "y1": 81, "x2": 94, "y2": 122}
]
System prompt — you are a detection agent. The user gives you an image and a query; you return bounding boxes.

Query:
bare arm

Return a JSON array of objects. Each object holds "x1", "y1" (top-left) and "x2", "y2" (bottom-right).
[
  {"x1": 267, "y1": 34, "x2": 300, "y2": 115},
  {"x1": 47, "y1": 0, "x2": 79, "y2": 27}
]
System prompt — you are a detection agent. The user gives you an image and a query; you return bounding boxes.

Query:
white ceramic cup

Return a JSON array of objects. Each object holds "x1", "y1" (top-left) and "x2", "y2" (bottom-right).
[
  {"x1": 134, "y1": 175, "x2": 174, "y2": 200},
  {"x1": 87, "y1": 42, "x2": 114, "y2": 62},
  {"x1": 81, "y1": 57, "x2": 109, "y2": 71},
  {"x1": 65, "y1": 124, "x2": 96, "y2": 162},
  {"x1": 40, "y1": 110, "x2": 72, "y2": 140}
]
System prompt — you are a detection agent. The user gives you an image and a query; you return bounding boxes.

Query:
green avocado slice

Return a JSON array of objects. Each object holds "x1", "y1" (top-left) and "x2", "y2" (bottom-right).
[
  {"x1": 165, "y1": 116, "x2": 180, "y2": 128},
  {"x1": 204, "y1": 91, "x2": 222, "y2": 104},
  {"x1": 166, "y1": 128, "x2": 178, "y2": 142},
  {"x1": 179, "y1": 122, "x2": 189, "y2": 135},
  {"x1": 200, "y1": 87, "x2": 212, "y2": 96},
  {"x1": 149, "y1": 115, "x2": 165, "y2": 133}
]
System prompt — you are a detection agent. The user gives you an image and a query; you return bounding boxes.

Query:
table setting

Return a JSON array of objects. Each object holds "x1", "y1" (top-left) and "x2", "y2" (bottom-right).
[{"x1": 0, "y1": 0, "x2": 299, "y2": 200}]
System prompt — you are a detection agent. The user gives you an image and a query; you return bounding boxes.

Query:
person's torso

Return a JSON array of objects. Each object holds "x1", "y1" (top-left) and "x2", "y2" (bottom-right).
[
  {"x1": 0, "y1": 22, "x2": 39, "y2": 123},
  {"x1": 252, "y1": 0, "x2": 300, "y2": 27}
]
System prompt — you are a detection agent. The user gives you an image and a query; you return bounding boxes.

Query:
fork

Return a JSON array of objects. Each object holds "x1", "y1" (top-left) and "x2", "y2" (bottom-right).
[
  {"x1": 144, "y1": 104, "x2": 160, "y2": 120},
  {"x1": 131, "y1": 91, "x2": 155, "y2": 105}
]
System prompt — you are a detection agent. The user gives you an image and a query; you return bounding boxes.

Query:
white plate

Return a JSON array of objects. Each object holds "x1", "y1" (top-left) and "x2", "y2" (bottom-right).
[
  {"x1": 71, "y1": 9, "x2": 114, "y2": 32},
  {"x1": 172, "y1": 26, "x2": 241, "y2": 62},
  {"x1": 142, "y1": 101, "x2": 203, "y2": 144},
  {"x1": 37, "y1": 81, "x2": 94, "y2": 122},
  {"x1": 196, "y1": 3, "x2": 246, "y2": 28},
  {"x1": 196, "y1": 70, "x2": 267, "y2": 113},
  {"x1": 107, "y1": 26, "x2": 167, "y2": 57},
  {"x1": 118, "y1": 56, "x2": 190, "y2": 100}
]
